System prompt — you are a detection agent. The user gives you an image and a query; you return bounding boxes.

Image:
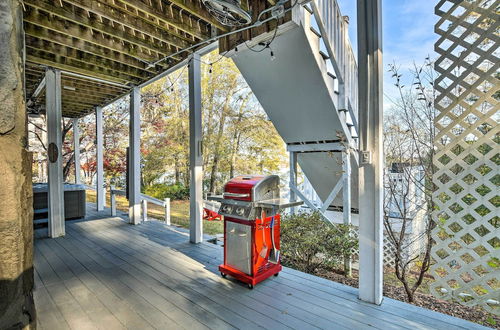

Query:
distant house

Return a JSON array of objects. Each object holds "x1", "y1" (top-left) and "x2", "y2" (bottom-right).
[{"x1": 293, "y1": 162, "x2": 429, "y2": 266}]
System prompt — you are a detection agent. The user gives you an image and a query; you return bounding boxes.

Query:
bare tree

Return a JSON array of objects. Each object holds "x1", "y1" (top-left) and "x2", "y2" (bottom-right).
[
  {"x1": 28, "y1": 115, "x2": 75, "y2": 181},
  {"x1": 383, "y1": 58, "x2": 437, "y2": 303}
]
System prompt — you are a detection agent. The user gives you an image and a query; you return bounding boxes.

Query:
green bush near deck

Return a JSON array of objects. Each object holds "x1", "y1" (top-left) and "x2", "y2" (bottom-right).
[
  {"x1": 281, "y1": 211, "x2": 358, "y2": 273},
  {"x1": 143, "y1": 183, "x2": 190, "y2": 200}
]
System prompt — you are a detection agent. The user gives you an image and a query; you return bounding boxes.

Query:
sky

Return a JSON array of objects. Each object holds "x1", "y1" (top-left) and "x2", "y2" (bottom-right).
[{"x1": 336, "y1": 0, "x2": 437, "y2": 110}]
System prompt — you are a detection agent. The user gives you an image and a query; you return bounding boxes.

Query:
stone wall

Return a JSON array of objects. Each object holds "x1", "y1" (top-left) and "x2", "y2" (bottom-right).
[{"x1": 0, "y1": 0, "x2": 36, "y2": 328}]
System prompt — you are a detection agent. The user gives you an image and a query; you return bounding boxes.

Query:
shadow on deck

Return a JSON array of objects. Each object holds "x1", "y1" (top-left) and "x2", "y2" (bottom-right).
[{"x1": 33, "y1": 203, "x2": 487, "y2": 330}]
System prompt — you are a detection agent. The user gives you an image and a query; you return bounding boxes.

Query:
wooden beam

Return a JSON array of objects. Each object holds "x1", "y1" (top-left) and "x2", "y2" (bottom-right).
[
  {"x1": 62, "y1": 99, "x2": 102, "y2": 108},
  {"x1": 27, "y1": 77, "x2": 126, "y2": 101},
  {"x1": 24, "y1": 1, "x2": 170, "y2": 58},
  {"x1": 26, "y1": 38, "x2": 152, "y2": 81},
  {"x1": 61, "y1": 84, "x2": 124, "y2": 98},
  {"x1": 24, "y1": 22, "x2": 162, "y2": 71},
  {"x1": 23, "y1": 9, "x2": 158, "y2": 62},
  {"x1": 166, "y1": 0, "x2": 228, "y2": 32},
  {"x1": 61, "y1": 93, "x2": 112, "y2": 106},
  {"x1": 62, "y1": 0, "x2": 193, "y2": 48},
  {"x1": 26, "y1": 53, "x2": 135, "y2": 85},
  {"x1": 107, "y1": 0, "x2": 214, "y2": 40}
]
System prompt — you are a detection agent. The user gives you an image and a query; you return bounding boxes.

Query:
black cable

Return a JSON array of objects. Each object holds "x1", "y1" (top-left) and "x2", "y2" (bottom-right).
[
  {"x1": 244, "y1": 0, "x2": 300, "y2": 53},
  {"x1": 244, "y1": 16, "x2": 280, "y2": 53}
]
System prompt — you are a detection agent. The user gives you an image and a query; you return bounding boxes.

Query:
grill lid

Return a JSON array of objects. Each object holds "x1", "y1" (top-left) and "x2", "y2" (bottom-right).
[
  {"x1": 224, "y1": 175, "x2": 280, "y2": 202},
  {"x1": 209, "y1": 175, "x2": 302, "y2": 220}
]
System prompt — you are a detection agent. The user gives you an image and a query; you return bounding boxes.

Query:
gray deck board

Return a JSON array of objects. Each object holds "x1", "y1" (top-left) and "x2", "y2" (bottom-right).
[
  {"x1": 75, "y1": 220, "x2": 360, "y2": 329},
  {"x1": 66, "y1": 221, "x2": 309, "y2": 330},
  {"x1": 32, "y1": 205, "x2": 490, "y2": 330},
  {"x1": 78, "y1": 219, "x2": 387, "y2": 329},
  {"x1": 101, "y1": 219, "x2": 456, "y2": 330}
]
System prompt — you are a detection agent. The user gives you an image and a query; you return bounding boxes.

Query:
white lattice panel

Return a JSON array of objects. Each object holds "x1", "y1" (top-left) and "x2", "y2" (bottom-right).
[
  {"x1": 351, "y1": 232, "x2": 402, "y2": 268},
  {"x1": 432, "y1": 0, "x2": 499, "y2": 314}
]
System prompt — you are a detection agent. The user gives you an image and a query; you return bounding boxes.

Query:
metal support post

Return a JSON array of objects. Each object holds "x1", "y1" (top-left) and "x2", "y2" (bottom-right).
[
  {"x1": 141, "y1": 199, "x2": 148, "y2": 222},
  {"x1": 72, "y1": 118, "x2": 81, "y2": 184},
  {"x1": 342, "y1": 150, "x2": 352, "y2": 276},
  {"x1": 95, "y1": 106, "x2": 105, "y2": 210},
  {"x1": 357, "y1": 0, "x2": 384, "y2": 305},
  {"x1": 289, "y1": 151, "x2": 298, "y2": 214},
  {"x1": 189, "y1": 53, "x2": 203, "y2": 243},
  {"x1": 129, "y1": 87, "x2": 141, "y2": 224},
  {"x1": 165, "y1": 198, "x2": 171, "y2": 225},
  {"x1": 46, "y1": 67, "x2": 65, "y2": 237},
  {"x1": 110, "y1": 185, "x2": 116, "y2": 217}
]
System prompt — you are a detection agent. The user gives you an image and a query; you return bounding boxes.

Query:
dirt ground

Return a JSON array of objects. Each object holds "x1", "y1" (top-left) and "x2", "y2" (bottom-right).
[{"x1": 314, "y1": 268, "x2": 499, "y2": 329}]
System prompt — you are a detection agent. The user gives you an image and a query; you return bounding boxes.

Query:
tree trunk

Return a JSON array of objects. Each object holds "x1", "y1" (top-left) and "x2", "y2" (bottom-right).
[
  {"x1": 208, "y1": 89, "x2": 232, "y2": 193},
  {"x1": 208, "y1": 113, "x2": 226, "y2": 193},
  {"x1": 0, "y1": 1, "x2": 36, "y2": 328},
  {"x1": 174, "y1": 157, "x2": 180, "y2": 185},
  {"x1": 229, "y1": 132, "x2": 242, "y2": 179}
]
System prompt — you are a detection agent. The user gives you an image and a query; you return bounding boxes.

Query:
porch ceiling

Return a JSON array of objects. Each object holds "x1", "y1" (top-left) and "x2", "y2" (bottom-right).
[{"x1": 23, "y1": 0, "x2": 228, "y2": 118}]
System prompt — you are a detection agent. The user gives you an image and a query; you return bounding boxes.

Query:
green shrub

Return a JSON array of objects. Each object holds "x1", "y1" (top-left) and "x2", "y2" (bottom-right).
[
  {"x1": 281, "y1": 211, "x2": 358, "y2": 273},
  {"x1": 143, "y1": 183, "x2": 190, "y2": 200}
]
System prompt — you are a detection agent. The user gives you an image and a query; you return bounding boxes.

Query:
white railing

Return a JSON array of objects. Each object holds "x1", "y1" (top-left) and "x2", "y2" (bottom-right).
[
  {"x1": 310, "y1": 0, "x2": 358, "y2": 136},
  {"x1": 109, "y1": 185, "x2": 171, "y2": 225}
]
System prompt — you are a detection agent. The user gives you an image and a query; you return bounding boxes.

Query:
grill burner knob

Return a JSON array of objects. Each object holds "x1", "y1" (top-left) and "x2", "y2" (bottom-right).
[
  {"x1": 222, "y1": 205, "x2": 232, "y2": 213},
  {"x1": 236, "y1": 207, "x2": 245, "y2": 216}
]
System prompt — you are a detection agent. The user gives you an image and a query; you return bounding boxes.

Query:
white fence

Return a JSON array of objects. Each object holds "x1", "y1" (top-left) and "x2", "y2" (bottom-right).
[{"x1": 110, "y1": 186, "x2": 171, "y2": 225}]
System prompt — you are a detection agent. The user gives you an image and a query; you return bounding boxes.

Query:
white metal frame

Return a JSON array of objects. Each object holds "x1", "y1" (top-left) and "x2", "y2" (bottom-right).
[
  {"x1": 46, "y1": 67, "x2": 65, "y2": 237},
  {"x1": 357, "y1": 0, "x2": 384, "y2": 305},
  {"x1": 189, "y1": 52, "x2": 203, "y2": 244},
  {"x1": 287, "y1": 141, "x2": 352, "y2": 225},
  {"x1": 72, "y1": 118, "x2": 81, "y2": 184},
  {"x1": 95, "y1": 106, "x2": 105, "y2": 211},
  {"x1": 128, "y1": 87, "x2": 141, "y2": 225}
]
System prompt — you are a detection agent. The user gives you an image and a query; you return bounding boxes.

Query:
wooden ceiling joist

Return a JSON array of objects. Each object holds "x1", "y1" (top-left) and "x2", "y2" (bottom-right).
[
  {"x1": 27, "y1": 51, "x2": 135, "y2": 85},
  {"x1": 67, "y1": 0, "x2": 207, "y2": 43},
  {"x1": 23, "y1": 0, "x2": 225, "y2": 118},
  {"x1": 25, "y1": 37, "x2": 154, "y2": 81},
  {"x1": 23, "y1": 9, "x2": 159, "y2": 62},
  {"x1": 166, "y1": 0, "x2": 227, "y2": 32},
  {"x1": 24, "y1": 2, "x2": 170, "y2": 59},
  {"x1": 24, "y1": 23, "x2": 165, "y2": 72}
]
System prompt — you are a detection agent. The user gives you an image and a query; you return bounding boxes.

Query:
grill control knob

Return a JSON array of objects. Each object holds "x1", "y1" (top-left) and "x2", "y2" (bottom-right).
[
  {"x1": 222, "y1": 205, "x2": 232, "y2": 214},
  {"x1": 236, "y1": 207, "x2": 245, "y2": 216}
]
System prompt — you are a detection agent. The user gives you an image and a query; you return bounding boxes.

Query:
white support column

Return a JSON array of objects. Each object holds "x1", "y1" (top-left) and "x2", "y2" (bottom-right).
[
  {"x1": 342, "y1": 150, "x2": 352, "y2": 225},
  {"x1": 110, "y1": 185, "x2": 116, "y2": 217},
  {"x1": 129, "y1": 87, "x2": 141, "y2": 224},
  {"x1": 46, "y1": 67, "x2": 65, "y2": 237},
  {"x1": 165, "y1": 198, "x2": 171, "y2": 225},
  {"x1": 95, "y1": 106, "x2": 105, "y2": 211},
  {"x1": 189, "y1": 53, "x2": 203, "y2": 243},
  {"x1": 289, "y1": 151, "x2": 298, "y2": 214},
  {"x1": 72, "y1": 118, "x2": 81, "y2": 184},
  {"x1": 141, "y1": 199, "x2": 148, "y2": 222},
  {"x1": 357, "y1": 0, "x2": 384, "y2": 304},
  {"x1": 342, "y1": 150, "x2": 352, "y2": 276}
]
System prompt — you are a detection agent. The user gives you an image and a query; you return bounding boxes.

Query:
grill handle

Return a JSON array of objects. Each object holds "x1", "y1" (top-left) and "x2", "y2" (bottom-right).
[{"x1": 223, "y1": 192, "x2": 250, "y2": 198}]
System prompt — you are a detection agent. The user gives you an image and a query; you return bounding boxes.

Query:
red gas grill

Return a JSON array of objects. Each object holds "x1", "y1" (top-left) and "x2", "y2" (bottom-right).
[{"x1": 209, "y1": 175, "x2": 302, "y2": 288}]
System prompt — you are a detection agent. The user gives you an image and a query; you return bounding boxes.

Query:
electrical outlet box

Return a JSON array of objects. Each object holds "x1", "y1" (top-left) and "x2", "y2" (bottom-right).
[{"x1": 361, "y1": 151, "x2": 372, "y2": 164}]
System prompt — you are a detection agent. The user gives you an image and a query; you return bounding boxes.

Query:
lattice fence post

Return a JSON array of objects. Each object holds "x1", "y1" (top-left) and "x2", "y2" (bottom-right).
[{"x1": 432, "y1": 0, "x2": 499, "y2": 314}]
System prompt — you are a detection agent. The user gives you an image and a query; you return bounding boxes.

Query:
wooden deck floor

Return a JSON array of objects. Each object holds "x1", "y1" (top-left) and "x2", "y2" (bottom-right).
[{"x1": 33, "y1": 205, "x2": 488, "y2": 330}]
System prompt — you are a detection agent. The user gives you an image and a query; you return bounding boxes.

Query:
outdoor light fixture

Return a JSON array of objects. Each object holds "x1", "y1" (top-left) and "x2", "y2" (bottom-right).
[
  {"x1": 202, "y1": 0, "x2": 252, "y2": 26},
  {"x1": 63, "y1": 86, "x2": 76, "y2": 91}
]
